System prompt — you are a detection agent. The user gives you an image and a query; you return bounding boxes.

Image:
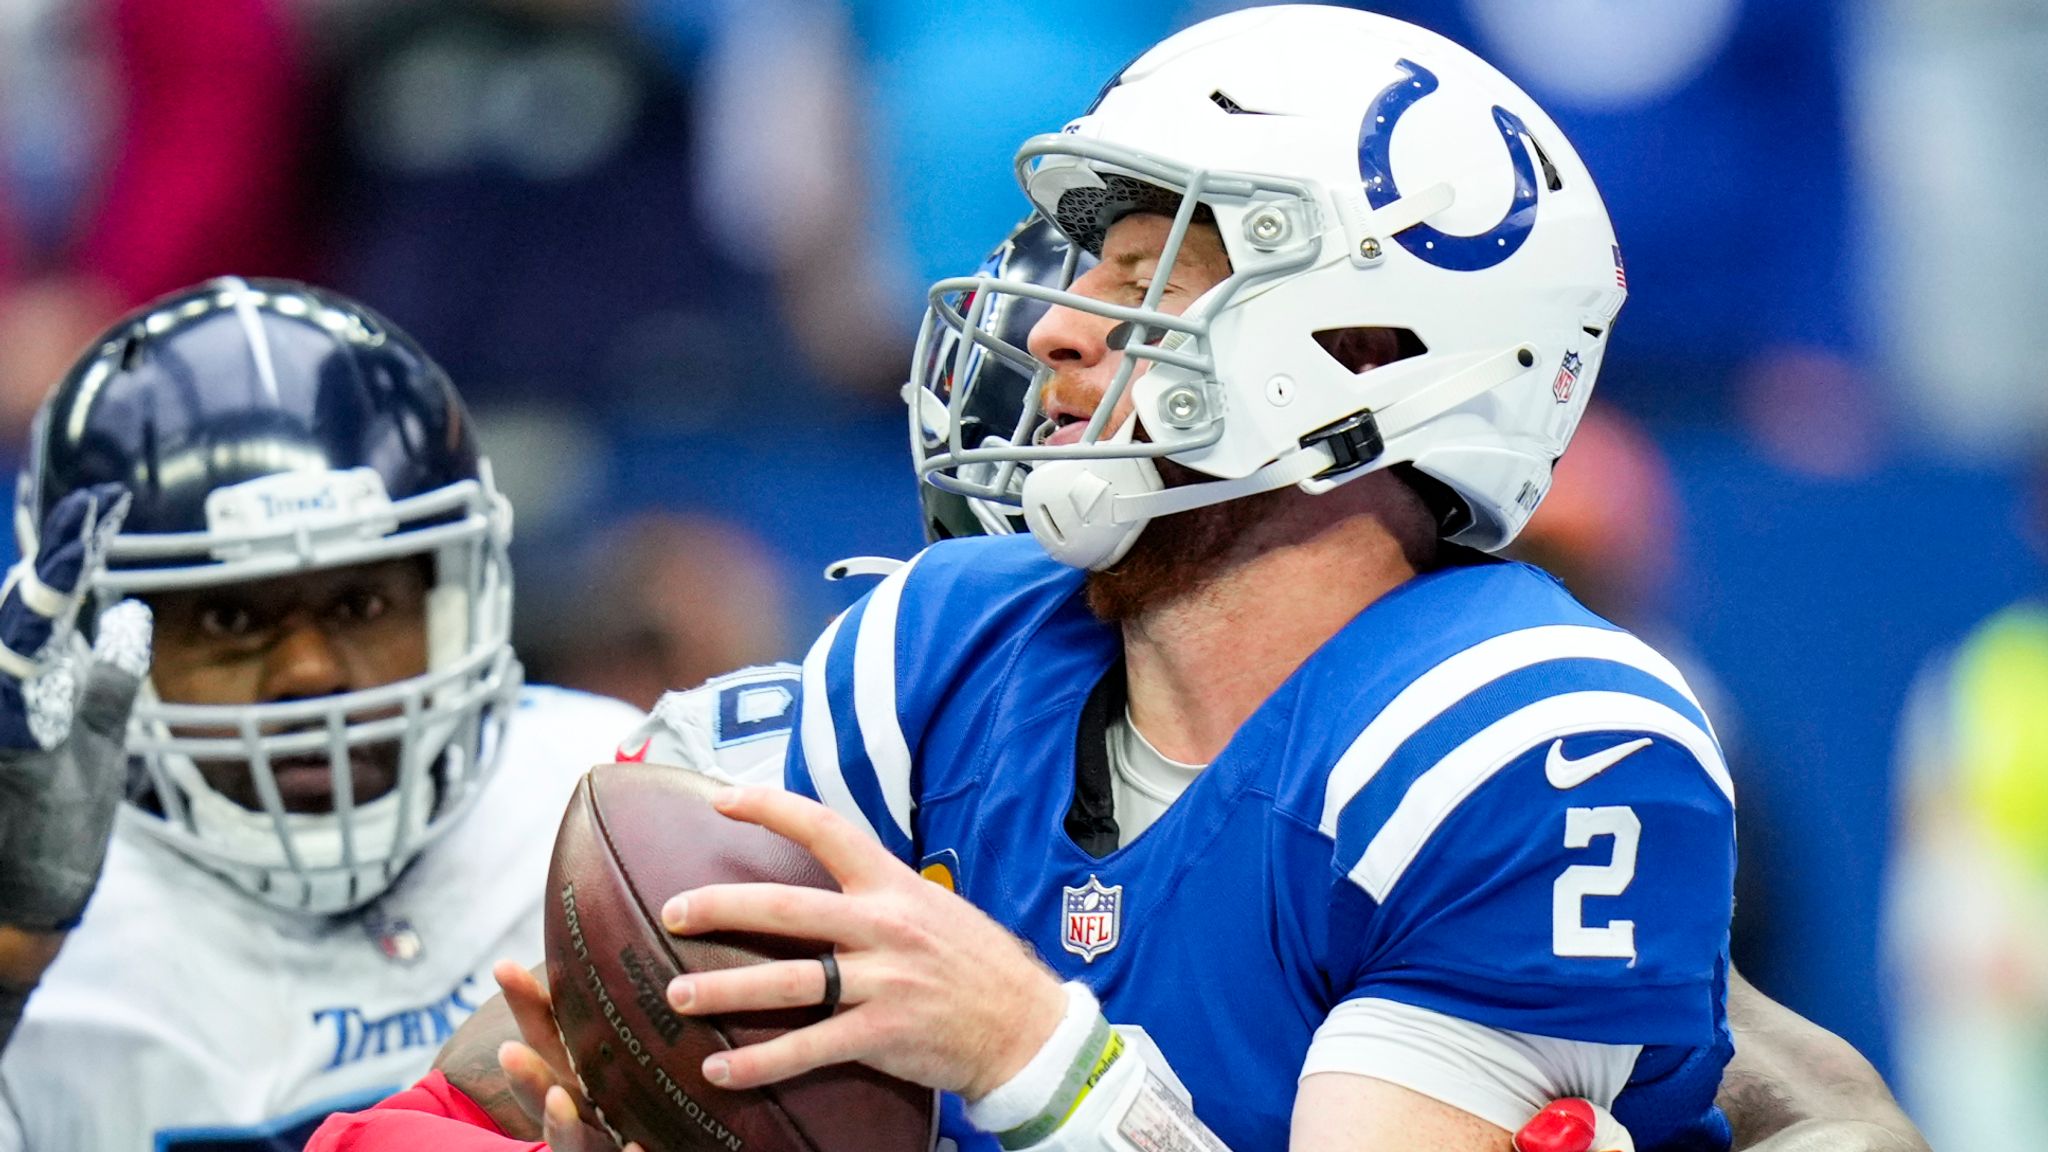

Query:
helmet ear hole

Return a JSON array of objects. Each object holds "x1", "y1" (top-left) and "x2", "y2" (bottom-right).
[
  {"x1": 1311, "y1": 327, "x2": 1427, "y2": 375},
  {"x1": 1530, "y1": 135, "x2": 1564, "y2": 192}
]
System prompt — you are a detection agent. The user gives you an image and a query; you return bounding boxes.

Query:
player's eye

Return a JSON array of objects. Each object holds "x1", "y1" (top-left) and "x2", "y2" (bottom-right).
[
  {"x1": 331, "y1": 588, "x2": 389, "y2": 625},
  {"x1": 197, "y1": 603, "x2": 257, "y2": 638}
]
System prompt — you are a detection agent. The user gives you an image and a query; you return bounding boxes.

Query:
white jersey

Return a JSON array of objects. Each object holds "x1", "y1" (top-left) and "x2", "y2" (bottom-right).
[{"x1": 0, "y1": 684, "x2": 642, "y2": 1152}]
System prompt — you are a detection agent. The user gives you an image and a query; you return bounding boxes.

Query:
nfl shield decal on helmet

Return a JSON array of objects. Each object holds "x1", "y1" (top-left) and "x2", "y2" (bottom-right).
[
  {"x1": 1062, "y1": 875, "x2": 1123, "y2": 963},
  {"x1": 1552, "y1": 351, "x2": 1583, "y2": 403}
]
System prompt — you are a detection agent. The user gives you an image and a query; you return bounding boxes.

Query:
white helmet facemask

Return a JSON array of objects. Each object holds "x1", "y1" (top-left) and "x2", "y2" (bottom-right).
[
  {"x1": 908, "y1": 5, "x2": 1628, "y2": 569},
  {"x1": 92, "y1": 464, "x2": 520, "y2": 915}
]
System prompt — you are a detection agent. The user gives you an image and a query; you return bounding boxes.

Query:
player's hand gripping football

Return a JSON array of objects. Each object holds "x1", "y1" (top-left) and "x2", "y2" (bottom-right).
[
  {"x1": 0, "y1": 484, "x2": 151, "y2": 1044},
  {"x1": 657, "y1": 786, "x2": 1069, "y2": 1098},
  {"x1": 489, "y1": 960, "x2": 647, "y2": 1151}
]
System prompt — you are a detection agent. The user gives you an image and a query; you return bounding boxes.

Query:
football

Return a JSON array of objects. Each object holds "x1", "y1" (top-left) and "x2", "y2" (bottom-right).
[{"x1": 544, "y1": 763, "x2": 937, "y2": 1152}]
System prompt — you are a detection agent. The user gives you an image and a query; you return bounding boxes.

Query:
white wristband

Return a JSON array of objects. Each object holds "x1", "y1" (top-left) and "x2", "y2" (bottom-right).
[
  {"x1": 967, "y1": 981, "x2": 1107, "y2": 1134},
  {"x1": 967, "y1": 985, "x2": 1236, "y2": 1152},
  {"x1": 998, "y1": 1021, "x2": 1235, "y2": 1152}
]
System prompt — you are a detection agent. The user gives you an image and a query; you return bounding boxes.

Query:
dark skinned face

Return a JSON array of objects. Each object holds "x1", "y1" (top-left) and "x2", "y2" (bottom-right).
[{"x1": 144, "y1": 558, "x2": 431, "y2": 814}]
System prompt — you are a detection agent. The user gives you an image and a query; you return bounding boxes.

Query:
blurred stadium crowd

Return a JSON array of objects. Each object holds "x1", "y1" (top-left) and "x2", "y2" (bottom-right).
[{"x1": 1, "y1": 0, "x2": 2044, "y2": 1143}]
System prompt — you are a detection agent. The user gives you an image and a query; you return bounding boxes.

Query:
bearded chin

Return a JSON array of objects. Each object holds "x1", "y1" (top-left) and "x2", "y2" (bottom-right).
[{"x1": 1082, "y1": 458, "x2": 1286, "y2": 623}]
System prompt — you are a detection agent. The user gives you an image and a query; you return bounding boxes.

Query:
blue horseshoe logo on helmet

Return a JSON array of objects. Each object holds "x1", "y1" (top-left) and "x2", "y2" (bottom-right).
[{"x1": 1357, "y1": 59, "x2": 1539, "y2": 272}]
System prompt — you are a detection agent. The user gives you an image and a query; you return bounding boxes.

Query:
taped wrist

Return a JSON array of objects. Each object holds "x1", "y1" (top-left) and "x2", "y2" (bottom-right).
[
  {"x1": 967, "y1": 982, "x2": 1113, "y2": 1138},
  {"x1": 1041, "y1": 1043, "x2": 1231, "y2": 1152},
  {"x1": 967, "y1": 982, "x2": 1233, "y2": 1152}
]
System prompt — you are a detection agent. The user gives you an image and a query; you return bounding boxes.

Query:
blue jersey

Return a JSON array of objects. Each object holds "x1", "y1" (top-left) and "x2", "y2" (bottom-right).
[{"x1": 787, "y1": 534, "x2": 1736, "y2": 1152}]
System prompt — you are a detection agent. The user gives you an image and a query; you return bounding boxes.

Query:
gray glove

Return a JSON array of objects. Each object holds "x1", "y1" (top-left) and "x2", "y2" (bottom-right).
[{"x1": 0, "y1": 484, "x2": 151, "y2": 936}]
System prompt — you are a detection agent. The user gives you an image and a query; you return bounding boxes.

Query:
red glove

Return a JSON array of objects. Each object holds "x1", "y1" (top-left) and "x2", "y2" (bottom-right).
[
  {"x1": 304, "y1": 1071, "x2": 543, "y2": 1152},
  {"x1": 1514, "y1": 1098, "x2": 1636, "y2": 1152}
]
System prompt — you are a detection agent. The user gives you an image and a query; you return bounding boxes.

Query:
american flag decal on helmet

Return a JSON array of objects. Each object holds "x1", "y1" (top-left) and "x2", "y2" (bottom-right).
[{"x1": 1612, "y1": 244, "x2": 1627, "y2": 290}]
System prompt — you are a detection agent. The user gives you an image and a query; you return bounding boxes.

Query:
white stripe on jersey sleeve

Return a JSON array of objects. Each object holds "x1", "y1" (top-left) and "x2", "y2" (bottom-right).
[
  {"x1": 1352, "y1": 690, "x2": 1731, "y2": 901},
  {"x1": 798, "y1": 611, "x2": 884, "y2": 844},
  {"x1": 851, "y1": 554, "x2": 921, "y2": 845},
  {"x1": 1319, "y1": 624, "x2": 1712, "y2": 837},
  {"x1": 1301, "y1": 997, "x2": 1642, "y2": 1134}
]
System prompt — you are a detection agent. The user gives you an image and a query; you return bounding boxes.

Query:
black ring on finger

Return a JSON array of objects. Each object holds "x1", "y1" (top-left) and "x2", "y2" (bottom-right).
[{"x1": 818, "y1": 953, "x2": 841, "y2": 1013}]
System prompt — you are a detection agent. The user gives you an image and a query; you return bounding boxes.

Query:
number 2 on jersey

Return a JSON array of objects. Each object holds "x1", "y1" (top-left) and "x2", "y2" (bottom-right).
[{"x1": 1552, "y1": 805, "x2": 1640, "y2": 961}]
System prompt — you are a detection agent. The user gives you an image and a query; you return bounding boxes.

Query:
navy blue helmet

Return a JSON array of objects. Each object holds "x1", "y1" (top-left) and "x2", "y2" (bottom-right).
[
  {"x1": 20, "y1": 278, "x2": 520, "y2": 914},
  {"x1": 26, "y1": 281, "x2": 486, "y2": 550},
  {"x1": 911, "y1": 215, "x2": 1094, "y2": 542}
]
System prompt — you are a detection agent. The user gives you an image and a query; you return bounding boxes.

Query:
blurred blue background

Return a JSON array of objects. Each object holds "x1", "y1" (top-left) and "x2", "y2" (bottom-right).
[{"x1": 4, "y1": 0, "x2": 2044, "y2": 1137}]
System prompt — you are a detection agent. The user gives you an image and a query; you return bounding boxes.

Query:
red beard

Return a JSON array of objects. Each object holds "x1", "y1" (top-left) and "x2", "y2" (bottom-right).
[{"x1": 1082, "y1": 458, "x2": 1290, "y2": 622}]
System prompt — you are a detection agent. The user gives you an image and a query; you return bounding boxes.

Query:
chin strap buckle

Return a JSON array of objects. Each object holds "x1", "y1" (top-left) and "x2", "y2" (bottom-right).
[{"x1": 1300, "y1": 410, "x2": 1385, "y2": 478}]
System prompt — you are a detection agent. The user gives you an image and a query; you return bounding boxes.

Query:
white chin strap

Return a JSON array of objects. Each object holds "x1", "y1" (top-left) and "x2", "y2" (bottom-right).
[
  {"x1": 162, "y1": 752, "x2": 434, "y2": 915},
  {"x1": 1019, "y1": 344, "x2": 1538, "y2": 571},
  {"x1": 1021, "y1": 445, "x2": 1333, "y2": 570}
]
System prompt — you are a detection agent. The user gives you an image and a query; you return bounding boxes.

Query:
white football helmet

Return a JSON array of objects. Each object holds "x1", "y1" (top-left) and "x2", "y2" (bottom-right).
[{"x1": 909, "y1": 5, "x2": 1626, "y2": 569}]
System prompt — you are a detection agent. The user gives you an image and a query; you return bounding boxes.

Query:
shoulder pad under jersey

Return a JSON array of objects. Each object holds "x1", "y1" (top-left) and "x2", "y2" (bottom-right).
[{"x1": 612, "y1": 664, "x2": 803, "y2": 789}]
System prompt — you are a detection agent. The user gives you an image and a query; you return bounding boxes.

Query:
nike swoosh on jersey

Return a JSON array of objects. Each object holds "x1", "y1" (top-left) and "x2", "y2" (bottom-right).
[{"x1": 1544, "y1": 736, "x2": 1654, "y2": 788}]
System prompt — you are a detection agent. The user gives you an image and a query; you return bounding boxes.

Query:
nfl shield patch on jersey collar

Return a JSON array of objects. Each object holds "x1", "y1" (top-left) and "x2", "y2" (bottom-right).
[
  {"x1": 365, "y1": 908, "x2": 425, "y2": 965},
  {"x1": 1062, "y1": 875, "x2": 1123, "y2": 962}
]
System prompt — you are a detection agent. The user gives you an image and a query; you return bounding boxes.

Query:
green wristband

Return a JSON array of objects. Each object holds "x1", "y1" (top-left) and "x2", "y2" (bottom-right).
[{"x1": 998, "y1": 1015, "x2": 1125, "y2": 1150}]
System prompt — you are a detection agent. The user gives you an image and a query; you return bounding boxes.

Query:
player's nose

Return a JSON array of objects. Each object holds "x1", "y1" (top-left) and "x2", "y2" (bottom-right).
[
  {"x1": 260, "y1": 617, "x2": 352, "y2": 703},
  {"x1": 1027, "y1": 291, "x2": 1115, "y2": 376},
  {"x1": 1029, "y1": 290, "x2": 1124, "y2": 431}
]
